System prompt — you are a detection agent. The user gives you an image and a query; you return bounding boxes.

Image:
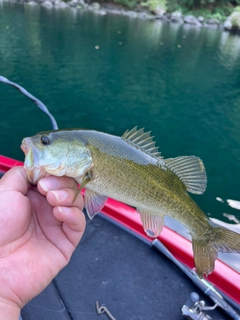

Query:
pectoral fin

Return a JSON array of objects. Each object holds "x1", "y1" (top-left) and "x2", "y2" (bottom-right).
[
  {"x1": 138, "y1": 208, "x2": 164, "y2": 238},
  {"x1": 85, "y1": 190, "x2": 108, "y2": 219},
  {"x1": 72, "y1": 175, "x2": 91, "y2": 204}
]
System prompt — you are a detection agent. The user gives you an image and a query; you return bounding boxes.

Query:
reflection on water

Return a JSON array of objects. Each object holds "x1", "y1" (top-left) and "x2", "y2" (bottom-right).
[
  {"x1": 219, "y1": 31, "x2": 240, "y2": 69},
  {"x1": 223, "y1": 213, "x2": 240, "y2": 223},
  {"x1": 227, "y1": 199, "x2": 240, "y2": 211},
  {"x1": 1, "y1": 3, "x2": 240, "y2": 226},
  {"x1": 216, "y1": 197, "x2": 224, "y2": 203}
]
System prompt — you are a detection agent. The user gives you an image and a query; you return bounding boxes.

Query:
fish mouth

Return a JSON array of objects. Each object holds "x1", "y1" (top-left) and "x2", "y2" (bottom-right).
[
  {"x1": 21, "y1": 138, "x2": 35, "y2": 169},
  {"x1": 21, "y1": 139, "x2": 29, "y2": 155},
  {"x1": 21, "y1": 138, "x2": 47, "y2": 184}
]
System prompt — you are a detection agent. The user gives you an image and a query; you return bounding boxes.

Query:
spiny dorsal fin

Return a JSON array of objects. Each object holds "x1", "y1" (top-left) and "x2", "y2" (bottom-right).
[
  {"x1": 165, "y1": 156, "x2": 207, "y2": 195},
  {"x1": 122, "y1": 127, "x2": 162, "y2": 158}
]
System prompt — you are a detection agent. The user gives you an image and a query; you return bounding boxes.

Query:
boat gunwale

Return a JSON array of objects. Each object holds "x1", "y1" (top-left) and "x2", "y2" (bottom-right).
[{"x1": 0, "y1": 154, "x2": 239, "y2": 305}]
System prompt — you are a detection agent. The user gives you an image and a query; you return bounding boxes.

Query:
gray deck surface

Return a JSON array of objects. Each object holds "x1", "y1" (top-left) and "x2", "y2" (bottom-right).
[{"x1": 21, "y1": 214, "x2": 232, "y2": 320}]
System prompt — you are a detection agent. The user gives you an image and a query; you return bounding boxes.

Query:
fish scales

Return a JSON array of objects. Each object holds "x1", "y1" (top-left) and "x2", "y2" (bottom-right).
[
  {"x1": 21, "y1": 128, "x2": 240, "y2": 278},
  {"x1": 81, "y1": 131, "x2": 208, "y2": 235}
]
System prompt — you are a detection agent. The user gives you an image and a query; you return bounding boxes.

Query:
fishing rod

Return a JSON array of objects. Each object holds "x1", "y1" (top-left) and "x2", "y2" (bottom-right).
[
  {"x1": 0, "y1": 75, "x2": 58, "y2": 130},
  {"x1": 152, "y1": 238, "x2": 240, "y2": 320},
  {"x1": 0, "y1": 75, "x2": 58, "y2": 320}
]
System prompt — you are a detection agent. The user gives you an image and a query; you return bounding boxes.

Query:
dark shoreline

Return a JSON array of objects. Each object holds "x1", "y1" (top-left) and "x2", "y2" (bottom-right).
[{"x1": 2, "y1": 0, "x2": 239, "y2": 32}]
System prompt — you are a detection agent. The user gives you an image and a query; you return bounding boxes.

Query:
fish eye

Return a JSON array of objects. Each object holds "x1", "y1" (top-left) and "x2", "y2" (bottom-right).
[{"x1": 40, "y1": 135, "x2": 51, "y2": 146}]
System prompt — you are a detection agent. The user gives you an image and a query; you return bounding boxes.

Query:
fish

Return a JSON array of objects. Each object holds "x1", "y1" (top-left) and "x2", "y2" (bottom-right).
[{"x1": 21, "y1": 127, "x2": 240, "y2": 278}]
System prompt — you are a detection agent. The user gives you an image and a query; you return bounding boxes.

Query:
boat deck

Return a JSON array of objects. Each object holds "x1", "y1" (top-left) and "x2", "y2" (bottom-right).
[{"x1": 21, "y1": 214, "x2": 231, "y2": 320}]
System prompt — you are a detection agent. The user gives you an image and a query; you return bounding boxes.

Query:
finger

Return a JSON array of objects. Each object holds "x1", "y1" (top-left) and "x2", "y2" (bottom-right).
[
  {"x1": 53, "y1": 206, "x2": 86, "y2": 247},
  {"x1": 47, "y1": 188, "x2": 84, "y2": 210},
  {"x1": 38, "y1": 176, "x2": 78, "y2": 196},
  {"x1": 0, "y1": 166, "x2": 28, "y2": 195}
]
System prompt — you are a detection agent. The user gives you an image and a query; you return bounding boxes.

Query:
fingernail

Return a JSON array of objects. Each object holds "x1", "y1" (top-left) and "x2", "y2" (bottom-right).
[
  {"x1": 58, "y1": 206, "x2": 71, "y2": 213},
  {"x1": 39, "y1": 177, "x2": 57, "y2": 192},
  {"x1": 52, "y1": 190, "x2": 68, "y2": 201}
]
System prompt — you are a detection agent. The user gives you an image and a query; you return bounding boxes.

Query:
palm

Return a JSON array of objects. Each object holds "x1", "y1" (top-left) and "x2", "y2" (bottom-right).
[{"x1": 0, "y1": 167, "x2": 85, "y2": 308}]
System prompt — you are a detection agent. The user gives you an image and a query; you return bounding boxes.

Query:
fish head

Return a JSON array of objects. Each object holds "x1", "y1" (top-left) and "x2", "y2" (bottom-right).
[{"x1": 21, "y1": 130, "x2": 93, "y2": 184}]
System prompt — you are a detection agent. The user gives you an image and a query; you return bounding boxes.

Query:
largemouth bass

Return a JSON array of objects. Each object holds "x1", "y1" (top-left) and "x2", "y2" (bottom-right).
[{"x1": 21, "y1": 127, "x2": 240, "y2": 278}]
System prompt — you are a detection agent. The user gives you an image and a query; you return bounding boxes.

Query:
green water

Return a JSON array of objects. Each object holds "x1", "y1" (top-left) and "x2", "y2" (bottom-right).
[{"x1": 1, "y1": 2, "x2": 240, "y2": 223}]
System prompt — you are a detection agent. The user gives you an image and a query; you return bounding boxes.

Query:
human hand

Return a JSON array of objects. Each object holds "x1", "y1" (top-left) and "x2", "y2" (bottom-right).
[{"x1": 0, "y1": 166, "x2": 86, "y2": 320}]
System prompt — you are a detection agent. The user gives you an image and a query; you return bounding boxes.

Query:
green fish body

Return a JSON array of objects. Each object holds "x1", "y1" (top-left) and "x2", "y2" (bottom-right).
[{"x1": 21, "y1": 127, "x2": 240, "y2": 278}]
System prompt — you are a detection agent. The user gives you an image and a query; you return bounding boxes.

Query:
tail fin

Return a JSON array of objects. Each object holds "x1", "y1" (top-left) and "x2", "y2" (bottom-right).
[{"x1": 192, "y1": 224, "x2": 240, "y2": 278}]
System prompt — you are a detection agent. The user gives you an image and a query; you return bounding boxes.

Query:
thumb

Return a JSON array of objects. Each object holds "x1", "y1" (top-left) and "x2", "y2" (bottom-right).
[{"x1": 0, "y1": 167, "x2": 29, "y2": 195}]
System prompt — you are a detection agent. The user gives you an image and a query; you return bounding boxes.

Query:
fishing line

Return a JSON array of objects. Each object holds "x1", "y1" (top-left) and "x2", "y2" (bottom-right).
[{"x1": 0, "y1": 75, "x2": 58, "y2": 130}]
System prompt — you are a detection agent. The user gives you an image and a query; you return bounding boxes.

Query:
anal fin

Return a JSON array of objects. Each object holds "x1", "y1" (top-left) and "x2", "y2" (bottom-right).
[
  {"x1": 138, "y1": 208, "x2": 164, "y2": 238},
  {"x1": 85, "y1": 190, "x2": 108, "y2": 219}
]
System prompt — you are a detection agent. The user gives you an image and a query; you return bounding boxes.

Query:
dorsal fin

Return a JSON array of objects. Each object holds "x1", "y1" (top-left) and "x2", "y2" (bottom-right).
[
  {"x1": 122, "y1": 127, "x2": 162, "y2": 158},
  {"x1": 165, "y1": 156, "x2": 207, "y2": 195}
]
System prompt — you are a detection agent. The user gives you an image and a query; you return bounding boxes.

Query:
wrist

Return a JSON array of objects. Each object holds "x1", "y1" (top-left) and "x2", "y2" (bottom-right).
[{"x1": 0, "y1": 298, "x2": 21, "y2": 320}]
